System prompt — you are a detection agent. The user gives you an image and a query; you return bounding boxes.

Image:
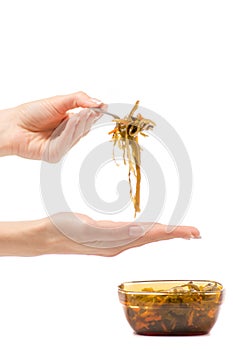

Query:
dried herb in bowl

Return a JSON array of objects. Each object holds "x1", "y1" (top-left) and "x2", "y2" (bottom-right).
[{"x1": 118, "y1": 280, "x2": 224, "y2": 336}]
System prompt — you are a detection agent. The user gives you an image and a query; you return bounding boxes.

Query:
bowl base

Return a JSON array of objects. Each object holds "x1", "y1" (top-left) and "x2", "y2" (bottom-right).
[{"x1": 135, "y1": 331, "x2": 209, "y2": 336}]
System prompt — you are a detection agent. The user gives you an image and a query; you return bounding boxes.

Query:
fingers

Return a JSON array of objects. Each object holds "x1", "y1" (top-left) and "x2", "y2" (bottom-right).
[
  {"x1": 114, "y1": 224, "x2": 201, "y2": 253},
  {"x1": 42, "y1": 116, "x2": 78, "y2": 162},
  {"x1": 42, "y1": 109, "x2": 102, "y2": 162},
  {"x1": 167, "y1": 225, "x2": 201, "y2": 240},
  {"x1": 46, "y1": 91, "x2": 104, "y2": 115},
  {"x1": 144, "y1": 224, "x2": 201, "y2": 243},
  {"x1": 69, "y1": 109, "x2": 103, "y2": 148}
]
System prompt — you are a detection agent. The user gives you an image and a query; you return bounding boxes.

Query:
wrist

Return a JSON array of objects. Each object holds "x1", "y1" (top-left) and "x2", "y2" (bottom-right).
[
  {"x1": 22, "y1": 217, "x2": 69, "y2": 256},
  {"x1": 40, "y1": 216, "x2": 80, "y2": 255},
  {"x1": 37, "y1": 217, "x2": 68, "y2": 255},
  {"x1": 0, "y1": 108, "x2": 15, "y2": 157}
]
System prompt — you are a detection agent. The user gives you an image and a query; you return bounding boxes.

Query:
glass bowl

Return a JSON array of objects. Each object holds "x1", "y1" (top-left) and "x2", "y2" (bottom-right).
[{"x1": 118, "y1": 280, "x2": 224, "y2": 336}]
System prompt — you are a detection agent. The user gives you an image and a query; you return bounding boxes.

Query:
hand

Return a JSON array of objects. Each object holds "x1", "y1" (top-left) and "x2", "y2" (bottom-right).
[
  {"x1": 0, "y1": 91, "x2": 103, "y2": 162},
  {"x1": 44, "y1": 212, "x2": 201, "y2": 257},
  {"x1": 0, "y1": 213, "x2": 200, "y2": 257}
]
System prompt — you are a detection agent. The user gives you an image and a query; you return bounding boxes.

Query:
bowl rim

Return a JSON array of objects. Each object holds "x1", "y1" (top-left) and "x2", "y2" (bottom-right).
[{"x1": 118, "y1": 279, "x2": 224, "y2": 295}]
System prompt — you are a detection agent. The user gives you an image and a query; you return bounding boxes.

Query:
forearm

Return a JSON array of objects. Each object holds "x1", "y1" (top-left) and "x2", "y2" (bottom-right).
[{"x1": 0, "y1": 219, "x2": 54, "y2": 256}]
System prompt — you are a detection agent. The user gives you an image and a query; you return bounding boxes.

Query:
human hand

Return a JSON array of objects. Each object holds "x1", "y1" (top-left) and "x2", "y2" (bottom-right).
[
  {"x1": 0, "y1": 91, "x2": 103, "y2": 162},
  {"x1": 0, "y1": 213, "x2": 200, "y2": 257},
  {"x1": 42, "y1": 212, "x2": 201, "y2": 257}
]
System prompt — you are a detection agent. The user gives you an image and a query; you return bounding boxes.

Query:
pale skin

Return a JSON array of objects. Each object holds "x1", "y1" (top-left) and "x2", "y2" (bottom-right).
[{"x1": 0, "y1": 91, "x2": 200, "y2": 257}]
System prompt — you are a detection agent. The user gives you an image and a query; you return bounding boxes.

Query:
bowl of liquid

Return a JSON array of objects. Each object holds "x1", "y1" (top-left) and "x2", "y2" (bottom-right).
[{"x1": 118, "y1": 280, "x2": 224, "y2": 336}]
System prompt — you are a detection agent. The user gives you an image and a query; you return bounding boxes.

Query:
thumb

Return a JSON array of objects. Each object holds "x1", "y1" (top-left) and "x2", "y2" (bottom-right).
[{"x1": 45, "y1": 91, "x2": 104, "y2": 114}]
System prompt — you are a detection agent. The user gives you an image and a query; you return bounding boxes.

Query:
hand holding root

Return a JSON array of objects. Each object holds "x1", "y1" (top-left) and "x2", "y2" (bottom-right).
[{"x1": 0, "y1": 91, "x2": 104, "y2": 161}]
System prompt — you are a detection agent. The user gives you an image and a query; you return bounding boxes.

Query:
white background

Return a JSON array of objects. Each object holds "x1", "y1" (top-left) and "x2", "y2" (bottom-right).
[{"x1": 0, "y1": 0, "x2": 232, "y2": 349}]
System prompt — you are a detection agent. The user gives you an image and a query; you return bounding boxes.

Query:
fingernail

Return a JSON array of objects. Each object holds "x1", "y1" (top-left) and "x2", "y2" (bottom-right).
[
  {"x1": 190, "y1": 233, "x2": 202, "y2": 239},
  {"x1": 90, "y1": 98, "x2": 103, "y2": 105},
  {"x1": 129, "y1": 225, "x2": 145, "y2": 237}
]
